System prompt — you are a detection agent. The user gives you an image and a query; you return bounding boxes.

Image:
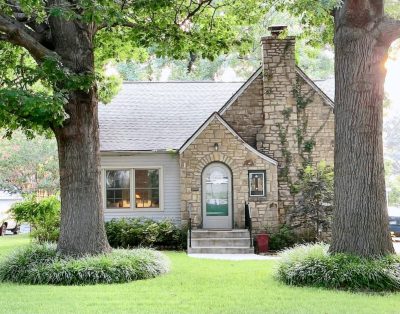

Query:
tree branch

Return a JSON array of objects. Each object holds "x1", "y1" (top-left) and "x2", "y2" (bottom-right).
[
  {"x1": 96, "y1": 20, "x2": 138, "y2": 31},
  {"x1": 378, "y1": 16, "x2": 400, "y2": 44},
  {"x1": 339, "y1": 0, "x2": 384, "y2": 28},
  {"x1": 5, "y1": 0, "x2": 50, "y2": 41},
  {"x1": 176, "y1": 0, "x2": 212, "y2": 27},
  {"x1": 0, "y1": 14, "x2": 56, "y2": 61}
]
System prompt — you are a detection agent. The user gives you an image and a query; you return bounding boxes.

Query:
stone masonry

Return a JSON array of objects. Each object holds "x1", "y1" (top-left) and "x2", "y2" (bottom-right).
[
  {"x1": 179, "y1": 30, "x2": 334, "y2": 233},
  {"x1": 180, "y1": 115, "x2": 279, "y2": 231},
  {"x1": 296, "y1": 70, "x2": 334, "y2": 164},
  {"x1": 221, "y1": 73, "x2": 264, "y2": 148},
  {"x1": 256, "y1": 33, "x2": 334, "y2": 225},
  {"x1": 256, "y1": 35, "x2": 300, "y2": 223}
]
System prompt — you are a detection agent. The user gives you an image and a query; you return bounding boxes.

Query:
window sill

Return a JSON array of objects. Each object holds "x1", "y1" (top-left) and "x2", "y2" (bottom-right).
[{"x1": 105, "y1": 208, "x2": 164, "y2": 212}]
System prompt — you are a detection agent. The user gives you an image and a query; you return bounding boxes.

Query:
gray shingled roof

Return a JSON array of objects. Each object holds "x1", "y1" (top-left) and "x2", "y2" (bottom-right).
[
  {"x1": 99, "y1": 78, "x2": 334, "y2": 152},
  {"x1": 99, "y1": 82, "x2": 243, "y2": 151}
]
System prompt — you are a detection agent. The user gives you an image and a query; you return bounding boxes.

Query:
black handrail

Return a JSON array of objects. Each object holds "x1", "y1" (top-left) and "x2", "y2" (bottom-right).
[
  {"x1": 188, "y1": 202, "x2": 192, "y2": 249},
  {"x1": 245, "y1": 202, "x2": 253, "y2": 248},
  {"x1": 188, "y1": 216, "x2": 192, "y2": 248}
]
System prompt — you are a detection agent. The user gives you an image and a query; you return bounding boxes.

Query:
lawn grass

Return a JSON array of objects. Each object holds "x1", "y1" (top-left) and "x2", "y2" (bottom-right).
[{"x1": 0, "y1": 236, "x2": 399, "y2": 314}]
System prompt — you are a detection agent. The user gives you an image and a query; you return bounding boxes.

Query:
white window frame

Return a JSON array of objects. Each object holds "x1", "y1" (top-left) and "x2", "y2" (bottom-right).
[
  {"x1": 102, "y1": 167, "x2": 164, "y2": 212},
  {"x1": 104, "y1": 168, "x2": 132, "y2": 209},
  {"x1": 248, "y1": 170, "x2": 266, "y2": 197}
]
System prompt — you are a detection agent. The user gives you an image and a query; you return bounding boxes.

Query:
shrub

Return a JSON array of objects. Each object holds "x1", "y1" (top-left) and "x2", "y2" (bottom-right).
[
  {"x1": 275, "y1": 243, "x2": 400, "y2": 292},
  {"x1": 9, "y1": 196, "x2": 60, "y2": 242},
  {"x1": 267, "y1": 225, "x2": 297, "y2": 251},
  {"x1": 289, "y1": 162, "x2": 334, "y2": 241},
  {"x1": 105, "y1": 218, "x2": 186, "y2": 250},
  {"x1": 0, "y1": 243, "x2": 169, "y2": 285},
  {"x1": 10, "y1": 199, "x2": 187, "y2": 249}
]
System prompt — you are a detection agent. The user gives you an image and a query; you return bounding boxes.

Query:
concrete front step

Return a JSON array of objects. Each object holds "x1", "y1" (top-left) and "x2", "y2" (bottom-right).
[
  {"x1": 188, "y1": 247, "x2": 254, "y2": 254},
  {"x1": 192, "y1": 238, "x2": 250, "y2": 247},
  {"x1": 191, "y1": 238, "x2": 251, "y2": 247},
  {"x1": 191, "y1": 229, "x2": 249, "y2": 239},
  {"x1": 188, "y1": 229, "x2": 253, "y2": 254}
]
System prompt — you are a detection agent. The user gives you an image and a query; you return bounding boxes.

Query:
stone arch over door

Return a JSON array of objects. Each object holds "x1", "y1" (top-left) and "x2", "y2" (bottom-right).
[{"x1": 195, "y1": 152, "x2": 239, "y2": 174}]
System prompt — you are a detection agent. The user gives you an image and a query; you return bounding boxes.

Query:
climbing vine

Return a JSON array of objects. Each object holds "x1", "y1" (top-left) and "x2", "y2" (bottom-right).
[
  {"x1": 275, "y1": 77, "x2": 318, "y2": 195},
  {"x1": 277, "y1": 122, "x2": 292, "y2": 180},
  {"x1": 292, "y1": 76, "x2": 315, "y2": 167}
]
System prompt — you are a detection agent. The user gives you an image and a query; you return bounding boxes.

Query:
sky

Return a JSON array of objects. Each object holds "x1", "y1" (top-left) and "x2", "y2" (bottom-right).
[{"x1": 385, "y1": 40, "x2": 400, "y2": 113}]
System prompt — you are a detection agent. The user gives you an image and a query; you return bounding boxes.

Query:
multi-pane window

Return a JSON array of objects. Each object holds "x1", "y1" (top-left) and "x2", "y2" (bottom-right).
[
  {"x1": 105, "y1": 168, "x2": 161, "y2": 209},
  {"x1": 106, "y1": 170, "x2": 131, "y2": 208},
  {"x1": 135, "y1": 169, "x2": 160, "y2": 208},
  {"x1": 248, "y1": 171, "x2": 266, "y2": 197}
]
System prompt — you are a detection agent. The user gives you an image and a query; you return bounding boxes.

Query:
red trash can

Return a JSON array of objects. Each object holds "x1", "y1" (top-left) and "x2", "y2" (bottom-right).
[{"x1": 256, "y1": 233, "x2": 269, "y2": 253}]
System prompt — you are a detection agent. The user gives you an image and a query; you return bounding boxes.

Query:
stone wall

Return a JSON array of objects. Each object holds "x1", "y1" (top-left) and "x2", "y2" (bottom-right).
[
  {"x1": 256, "y1": 36, "x2": 300, "y2": 223},
  {"x1": 295, "y1": 73, "x2": 334, "y2": 165},
  {"x1": 286, "y1": 73, "x2": 334, "y2": 240},
  {"x1": 180, "y1": 115, "x2": 279, "y2": 231},
  {"x1": 255, "y1": 35, "x2": 335, "y2": 226},
  {"x1": 221, "y1": 72, "x2": 264, "y2": 148}
]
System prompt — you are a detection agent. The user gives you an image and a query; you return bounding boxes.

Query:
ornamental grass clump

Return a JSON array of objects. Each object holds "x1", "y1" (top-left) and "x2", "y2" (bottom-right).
[
  {"x1": 275, "y1": 243, "x2": 400, "y2": 292},
  {"x1": 0, "y1": 243, "x2": 169, "y2": 285}
]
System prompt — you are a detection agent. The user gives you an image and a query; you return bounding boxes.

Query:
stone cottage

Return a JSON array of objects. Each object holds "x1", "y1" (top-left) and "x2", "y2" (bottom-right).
[{"x1": 99, "y1": 26, "x2": 334, "y2": 253}]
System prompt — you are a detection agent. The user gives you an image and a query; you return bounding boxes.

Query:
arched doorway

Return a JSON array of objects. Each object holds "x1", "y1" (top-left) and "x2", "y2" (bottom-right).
[{"x1": 202, "y1": 162, "x2": 232, "y2": 229}]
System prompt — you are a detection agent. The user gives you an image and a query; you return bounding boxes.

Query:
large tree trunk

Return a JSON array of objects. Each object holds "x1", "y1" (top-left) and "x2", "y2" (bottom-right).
[
  {"x1": 55, "y1": 89, "x2": 110, "y2": 256},
  {"x1": 330, "y1": 1, "x2": 395, "y2": 257},
  {"x1": 50, "y1": 5, "x2": 110, "y2": 255}
]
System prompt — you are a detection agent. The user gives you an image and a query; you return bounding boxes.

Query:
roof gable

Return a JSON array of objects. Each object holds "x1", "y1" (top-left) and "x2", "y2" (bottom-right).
[
  {"x1": 218, "y1": 66, "x2": 334, "y2": 116},
  {"x1": 179, "y1": 112, "x2": 277, "y2": 165},
  {"x1": 295, "y1": 67, "x2": 334, "y2": 107},
  {"x1": 219, "y1": 67, "x2": 262, "y2": 115}
]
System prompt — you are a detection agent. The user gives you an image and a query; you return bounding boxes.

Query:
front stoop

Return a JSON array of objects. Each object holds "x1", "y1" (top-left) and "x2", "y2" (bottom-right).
[{"x1": 187, "y1": 229, "x2": 254, "y2": 254}]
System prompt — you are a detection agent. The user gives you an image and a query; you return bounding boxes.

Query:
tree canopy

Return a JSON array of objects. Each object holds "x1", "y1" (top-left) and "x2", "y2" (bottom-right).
[{"x1": 0, "y1": 0, "x2": 269, "y2": 136}]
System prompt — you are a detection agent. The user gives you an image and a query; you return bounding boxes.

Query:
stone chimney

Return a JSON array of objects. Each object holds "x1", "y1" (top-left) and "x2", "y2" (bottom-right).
[{"x1": 256, "y1": 26, "x2": 299, "y2": 223}]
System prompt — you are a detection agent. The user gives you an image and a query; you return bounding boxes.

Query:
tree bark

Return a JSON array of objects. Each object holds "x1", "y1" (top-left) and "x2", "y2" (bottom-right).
[
  {"x1": 49, "y1": 4, "x2": 110, "y2": 256},
  {"x1": 330, "y1": 1, "x2": 395, "y2": 257},
  {"x1": 55, "y1": 88, "x2": 110, "y2": 256}
]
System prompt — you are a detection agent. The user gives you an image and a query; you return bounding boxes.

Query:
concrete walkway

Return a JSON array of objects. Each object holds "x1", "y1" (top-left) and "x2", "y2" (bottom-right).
[
  {"x1": 188, "y1": 253, "x2": 279, "y2": 261},
  {"x1": 188, "y1": 241, "x2": 400, "y2": 261},
  {"x1": 393, "y1": 241, "x2": 400, "y2": 253}
]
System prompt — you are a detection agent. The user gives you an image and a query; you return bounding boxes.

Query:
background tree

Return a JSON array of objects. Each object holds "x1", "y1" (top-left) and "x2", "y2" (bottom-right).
[
  {"x1": 114, "y1": 10, "x2": 335, "y2": 82},
  {"x1": 0, "y1": 131, "x2": 58, "y2": 195},
  {"x1": 115, "y1": 40, "x2": 334, "y2": 82},
  {"x1": 0, "y1": 0, "x2": 268, "y2": 256}
]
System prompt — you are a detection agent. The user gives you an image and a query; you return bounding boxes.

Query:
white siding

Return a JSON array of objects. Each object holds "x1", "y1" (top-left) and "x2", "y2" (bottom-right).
[
  {"x1": 0, "y1": 191, "x2": 22, "y2": 222},
  {"x1": 100, "y1": 152, "x2": 181, "y2": 224}
]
